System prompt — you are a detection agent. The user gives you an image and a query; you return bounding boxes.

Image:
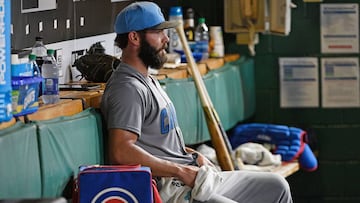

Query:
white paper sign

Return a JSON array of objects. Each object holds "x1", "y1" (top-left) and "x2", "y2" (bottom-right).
[
  {"x1": 320, "y1": 4, "x2": 359, "y2": 53},
  {"x1": 321, "y1": 58, "x2": 360, "y2": 107},
  {"x1": 279, "y1": 57, "x2": 319, "y2": 108}
]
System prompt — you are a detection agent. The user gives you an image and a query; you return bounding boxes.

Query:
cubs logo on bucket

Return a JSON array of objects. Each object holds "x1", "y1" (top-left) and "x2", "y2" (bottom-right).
[
  {"x1": 91, "y1": 187, "x2": 139, "y2": 203},
  {"x1": 76, "y1": 165, "x2": 153, "y2": 203}
]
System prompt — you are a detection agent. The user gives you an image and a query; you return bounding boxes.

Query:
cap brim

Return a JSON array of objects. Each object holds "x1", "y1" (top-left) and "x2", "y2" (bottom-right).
[{"x1": 150, "y1": 21, "x2": 179, "y2": 30}]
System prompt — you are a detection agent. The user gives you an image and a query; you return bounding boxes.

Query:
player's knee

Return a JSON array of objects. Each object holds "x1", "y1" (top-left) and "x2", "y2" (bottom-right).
[{"x1": 269, "y1": 173, "x2": 291, "y2": 192}]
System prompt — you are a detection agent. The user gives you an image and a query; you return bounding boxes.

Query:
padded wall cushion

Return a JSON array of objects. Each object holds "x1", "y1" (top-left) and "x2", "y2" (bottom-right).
[
  {"x1": 230, "y1": 57, "x2": 255, "y2": 120},
  {"x1": 0, "y1": 122, "x2": 42, "y2": 198},
  {"x1": 35, "y1": 108, "x2": 104, "y2": 197},
  {"x1": 162, "y1": 78, "x2": 205, "y2": 144},
  {"x1": 161, "y1": 58, "x2": 249, "y2": 145},
  {"x1": 205, "y1": 62, "x2": 244, "y2": 129}
]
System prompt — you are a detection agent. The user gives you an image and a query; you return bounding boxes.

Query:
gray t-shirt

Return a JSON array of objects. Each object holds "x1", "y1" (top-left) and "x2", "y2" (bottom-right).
[{"x1": 101, "y1": 63, "x2": 194, "y2": 165}]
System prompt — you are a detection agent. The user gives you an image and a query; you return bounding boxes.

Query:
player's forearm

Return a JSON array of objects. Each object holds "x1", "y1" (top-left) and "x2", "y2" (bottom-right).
[
  {"x1": 109, "y1": 141, "x2": 183, "y2": 177},
  {"x1": 108, "y1": 129, "x2": 198, "y2": 186}
]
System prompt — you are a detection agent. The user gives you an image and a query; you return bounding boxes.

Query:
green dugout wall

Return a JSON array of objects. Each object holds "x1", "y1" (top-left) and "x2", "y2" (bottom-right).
[
  {"x1": 179, "y1": 0, "x2": 360, "y2": 202},
  {"x1": 160, "y1": 57, "x2": 254, "y2": 144}
]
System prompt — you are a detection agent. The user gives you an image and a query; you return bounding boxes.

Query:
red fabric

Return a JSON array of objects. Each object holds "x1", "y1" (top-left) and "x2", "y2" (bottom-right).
[
  {"x1": 72, "y1": 178, "x2": 79, "y2": 203},
  {"x1": 152, "y1": 179, "x2": 163, "y2": 203}
]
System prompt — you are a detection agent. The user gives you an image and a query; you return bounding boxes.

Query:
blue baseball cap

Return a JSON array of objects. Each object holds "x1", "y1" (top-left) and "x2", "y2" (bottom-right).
[{"x1": 114, "y1": 1, "x2": 179, "y2": 34}]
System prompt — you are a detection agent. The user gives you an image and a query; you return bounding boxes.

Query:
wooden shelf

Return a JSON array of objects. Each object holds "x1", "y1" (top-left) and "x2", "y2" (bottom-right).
[
  {"x1": 154, "y1": 54, "x2": 239, "y2": 80},
  {"x1": 272, "y1": 162, "x2": 300, "y2": 178},
  {"x1": 60, "y1": 90, "x2": 103, "y2": 109},
  {"x1": 0, "y1": 118, "x2": 16, "y2": 130},
  {"x1": 22, "y1": 99, "x2": 83, "y2": 121}
]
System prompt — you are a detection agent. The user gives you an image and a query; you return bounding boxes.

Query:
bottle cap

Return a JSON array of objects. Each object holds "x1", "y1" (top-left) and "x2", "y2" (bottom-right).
[
  {"x1": 198, "y1": 18, "x2": 205, "y2": 24},
  {"x1": 47, "y1": 49, "x2": 55, "y2": 55},
  {"x1": 169, "y1": 6, "x2": 183, "y2": 17},
  {"x1": 29, "y1": 54, "x2": 36, "y2": 60}
]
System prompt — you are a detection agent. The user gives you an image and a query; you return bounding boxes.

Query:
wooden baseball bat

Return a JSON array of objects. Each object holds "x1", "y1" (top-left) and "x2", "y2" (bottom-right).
[{"x1": 175, "y1": 22, "x2": 235, "y2": 171}]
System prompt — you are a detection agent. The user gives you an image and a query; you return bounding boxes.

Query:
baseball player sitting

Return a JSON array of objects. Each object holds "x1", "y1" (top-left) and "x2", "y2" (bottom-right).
[{"x1": 100, "y1": 1, "x2": 293, "y2": 202}]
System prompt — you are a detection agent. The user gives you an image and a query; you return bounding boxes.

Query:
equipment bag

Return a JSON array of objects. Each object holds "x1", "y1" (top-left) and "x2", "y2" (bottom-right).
[
  {"x1": 74, "y1": 165, "x2": 154, "y2": 203},
  {"x1": 229, "y1": 123, "x2": 318, "y2": 171}
]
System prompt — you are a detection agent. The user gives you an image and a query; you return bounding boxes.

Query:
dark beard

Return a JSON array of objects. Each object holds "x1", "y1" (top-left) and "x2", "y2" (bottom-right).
[{"x1": 138, "y1": 36, "x2": 167, "y2": 70}]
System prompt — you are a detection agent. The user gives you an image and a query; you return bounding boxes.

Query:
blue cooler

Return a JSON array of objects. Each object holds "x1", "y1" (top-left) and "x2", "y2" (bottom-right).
[
  {"x1": 0, "y1": 0, "x2": 12, "y2": 122},
  {"x1": 76, "y1": 165, "x2": 153, "y2": 203},
  {"x1": 11, "y1": 76, "x2": 42, "y2": 116}
]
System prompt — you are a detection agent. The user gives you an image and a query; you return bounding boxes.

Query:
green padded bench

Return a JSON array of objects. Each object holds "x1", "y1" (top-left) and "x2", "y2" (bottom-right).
[
  {"x1": 230, "y1": 57, "x2": 255, "y2": 120},
  {"x1": 160, "y1": 57, "x2": 255, "y2": 145},
  {"x1": 205, "y1": 62, "x2": 245, "y2": 129},
  {"x1": 34, "y1": 108, "x2": 104, "y2": 197},
  {"x1": 0, "y1": 122, "x2": 42, "y2": 199},
  {"x1": 0, "y1": 56, "x2": 254, "y2": 199},
  {"x1": 160, "y1": 77, "x2": 205, "y2": 144}
]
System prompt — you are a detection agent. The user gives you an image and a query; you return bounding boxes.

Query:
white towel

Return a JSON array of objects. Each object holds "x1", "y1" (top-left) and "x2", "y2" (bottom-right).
[
  {"x1": 191, "y1": 165, "x2": 223, "y2": 202},
  {"x1": 235, "y1": 142, "x2": 282, "y2": 172},
  {"x1": 159, "y1": 165, "x2": 223, "y2": 203}
]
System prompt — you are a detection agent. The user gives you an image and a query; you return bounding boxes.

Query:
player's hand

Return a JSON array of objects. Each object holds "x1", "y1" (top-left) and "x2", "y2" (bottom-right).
[
  {"x1": 177, "y1": 165, "x2": 199, "y2": 188},
  {"x1": 195, "y1": 152, "x2": 216, "y2": 168}
]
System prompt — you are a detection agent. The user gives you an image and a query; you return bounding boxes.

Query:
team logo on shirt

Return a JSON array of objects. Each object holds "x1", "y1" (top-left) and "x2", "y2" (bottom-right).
[
  {"x1": 160, "y1": 103, "x2": 177, "y2": 134},
  {"x1": 91, "y1": 187, "x2": 139, "y2": 203}
]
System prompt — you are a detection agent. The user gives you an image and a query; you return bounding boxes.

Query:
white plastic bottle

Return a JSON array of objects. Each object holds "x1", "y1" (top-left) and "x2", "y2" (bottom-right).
[
  {"x1": 168, "y1": 6, "x2": 183, "y2": 53},
  {"x1": 194, "y1": 17, "x2": 209, "y2": 60},
  {"x1": 209, "y1": 26, "x2": 225, "y2": 58},
  {"x1": 31, "y1": 36, "x2": 47, "y2": 69},
  {"x1": 41, "y1": 49, "x2": 60, "y2": 104}
]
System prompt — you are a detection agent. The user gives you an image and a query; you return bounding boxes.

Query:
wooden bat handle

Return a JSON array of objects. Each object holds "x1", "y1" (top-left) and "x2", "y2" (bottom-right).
[{"x1": 174, "y1": 21, "x2": 235, "y2": 171}]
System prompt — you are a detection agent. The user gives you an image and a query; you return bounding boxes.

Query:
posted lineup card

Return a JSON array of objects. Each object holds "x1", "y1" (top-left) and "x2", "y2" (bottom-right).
[
  {"x1": 320, "y1": 4, "x2": 359, "y2": 53},
  {"x1": 321, "y1": 57, "x2": 360, "y2": 108},
  {"x1": 279, "y1": 57, "x2": 319, "y2": 108}
]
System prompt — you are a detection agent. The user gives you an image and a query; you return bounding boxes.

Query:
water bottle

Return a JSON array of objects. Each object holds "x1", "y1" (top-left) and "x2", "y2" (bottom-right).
[
  {"x1": 184, "y1": 8, "x2": 196, "y2": 51},
  {"x1": 41, "y1": 49, "x2": 60, "y2": 104},
  {"x1": 29, "y1": 54, "x2": 41, "y2": 77},
  {"x1": 29, "y1": 53, "x2": 43, "y2": 103},
  {"x1": 168, "y1": 6, "x2": 183, "y2": 53},
  {"x1": 194, "y1": 17, "x2": 209, "y2": 60},
  {"x1": 31, "y1": 36, "x2": 47, "y2": 69}
]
